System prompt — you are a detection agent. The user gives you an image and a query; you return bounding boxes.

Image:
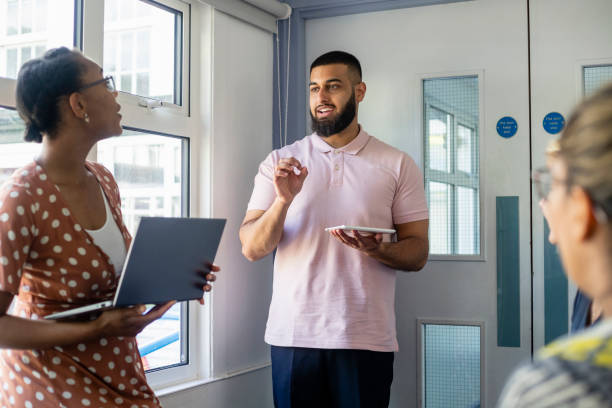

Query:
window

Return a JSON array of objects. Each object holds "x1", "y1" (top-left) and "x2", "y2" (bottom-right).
[
  {"x1": 0, "y1": 0, "x2": 197, "y2": 385},
  {"x1": 97, "y1": 129, "x2": 189, "y2": 372},
  {"x1": 584, "y1": 65, "x2": 612, "y2": 97},
  {"x1": 423, "y1": 76, "x2": 480, "y2": 256},
  {"x1": 103, "y1": 0, "x2": 182, "y2": 104},
  {"x1": 0, "y1": 0, "x2": 75, "y2": 79}
]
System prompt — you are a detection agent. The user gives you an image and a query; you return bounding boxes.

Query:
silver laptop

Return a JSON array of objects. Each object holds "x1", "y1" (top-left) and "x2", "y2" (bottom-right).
[{"x1": 45, "y1": 217, "x2": 226, "y2": 320}]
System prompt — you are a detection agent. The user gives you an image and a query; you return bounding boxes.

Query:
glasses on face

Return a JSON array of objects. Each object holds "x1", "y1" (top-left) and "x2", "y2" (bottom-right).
[
  {"x1": 533, "y1": 167, "x2": 553, "y2": 201},
  {"x1": 78, "y1": 76, "x2": 116, "y2": 93}
]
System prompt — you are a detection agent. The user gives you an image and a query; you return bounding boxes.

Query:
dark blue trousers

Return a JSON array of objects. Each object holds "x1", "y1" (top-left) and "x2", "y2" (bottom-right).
[{"x1": 271, "y1": 346, "x2": 394, "y2": 408}]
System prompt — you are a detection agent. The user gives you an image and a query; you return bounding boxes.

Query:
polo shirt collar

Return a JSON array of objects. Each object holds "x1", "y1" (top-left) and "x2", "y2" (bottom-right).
[{"x1": 311, "y1": 126, "x2": 370, "y2": 155}]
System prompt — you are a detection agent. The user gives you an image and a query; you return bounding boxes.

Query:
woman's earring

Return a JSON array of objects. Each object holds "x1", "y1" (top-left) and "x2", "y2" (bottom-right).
[{"x1": 84, "y1": 113, "x2": 90, "y2": 123}]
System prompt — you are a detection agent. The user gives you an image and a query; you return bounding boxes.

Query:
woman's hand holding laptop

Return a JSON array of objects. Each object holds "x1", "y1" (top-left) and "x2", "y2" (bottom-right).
[{"x1": 92, "y1": 263, "x2": 220, "y2": 337}]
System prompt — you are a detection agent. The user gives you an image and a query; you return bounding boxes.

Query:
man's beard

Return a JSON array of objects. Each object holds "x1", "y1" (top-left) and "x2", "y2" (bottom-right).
[{"x1": 310, "y1": 91, "x2": 356, "y2": 137}]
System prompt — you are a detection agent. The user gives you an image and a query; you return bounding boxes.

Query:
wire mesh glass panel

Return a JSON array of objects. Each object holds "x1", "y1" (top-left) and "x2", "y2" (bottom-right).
[
  {"x1": 423, "y1": 323, "x2": 481, "y2": 408},
  {"x1": 584, "y1": 65, "x2": 612, "y2": 97},
  {"x1": 424, "y1": 76, "x2": 480, "y2": 255}
]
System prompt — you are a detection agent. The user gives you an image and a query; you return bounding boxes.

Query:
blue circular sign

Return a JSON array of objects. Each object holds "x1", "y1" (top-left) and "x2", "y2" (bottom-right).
[
  {"x1": 543, "y1": 112, "x2": 565, "y2": 134},
  {"x1": 496, "y1": 116, "x2": 518, "y2": 138}
]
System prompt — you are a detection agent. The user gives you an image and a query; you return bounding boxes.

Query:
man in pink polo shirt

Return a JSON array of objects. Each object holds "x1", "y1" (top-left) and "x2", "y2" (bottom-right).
[{"x1": 240, "y1": 51, "x2": 429, "y2": 407}]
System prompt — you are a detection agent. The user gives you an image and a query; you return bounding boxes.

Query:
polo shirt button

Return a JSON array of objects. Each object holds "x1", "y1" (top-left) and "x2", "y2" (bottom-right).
[
  {"x1": 334, "y1": 164, "x2": 339, "y2": 171},
  {"x1": 334, "y1": 150, "x2": 340, "y2": 154}
]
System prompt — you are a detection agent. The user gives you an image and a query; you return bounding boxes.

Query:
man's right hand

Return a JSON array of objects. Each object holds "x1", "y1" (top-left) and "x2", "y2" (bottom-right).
[{"x1": 274, "y1": 157, "x2": 308, "y2": 204}]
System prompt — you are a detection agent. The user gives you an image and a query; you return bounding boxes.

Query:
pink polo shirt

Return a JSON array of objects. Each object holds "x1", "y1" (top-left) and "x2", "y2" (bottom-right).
[{"x1": 247, "y1": 128, "x2": 428, "y2": 351}]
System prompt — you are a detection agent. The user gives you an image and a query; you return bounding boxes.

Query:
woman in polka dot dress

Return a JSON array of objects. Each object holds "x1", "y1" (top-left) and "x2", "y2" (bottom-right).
[{"x1": 0, "y1": 48, "x2": 218, "y2": 408}]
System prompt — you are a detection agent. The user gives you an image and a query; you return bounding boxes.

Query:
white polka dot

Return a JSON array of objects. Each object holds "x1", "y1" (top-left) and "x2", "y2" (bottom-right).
[
  {"x1": 16, "y1": 385, "x2": 23, "y2": 394},
  {"x1": 7, "y1": 230, "x2": 16, "y2": 240},
  {"x1": 36, "y1": 188, "x2": 43, "y2": 195},
  {"x1": 130, "y1": 378, "x2": 138, "y2": 385},
  {"x1": 99, "y1": 396, "x2": 108, "y2": 403},
  {"x1": 16, "y1": 205, "x2": 24, "y2": 215},
  {"x1": 78, "y1": 247, "x2": 86, "y2": 256},
  {"x1": 30, "y1": 204, "x2": 37, "y2": 213},
  {"x1": 66, "y1": 378, "x2": 75, "y2": 385},
  {"x1": 104, "y1": 376, "x2": 112, "y2": 383},
  {"x1": 84, "y1": 386, "x2": 92, "y2": 394},
  {"x1": 46, "y1": 259, "x2": 55, "y2": 267},
  {"x1": 20, "y1": 226, "x2": 29, "y2": 236},
  {"x1": 118, "y1": 383, "x2": 125, "y2": 391},
  {"x1": 40, "y1": 235, "x2": 49, "y2": 245},
  {"x1": 13, "y1": 363, "x2": 20, "y2": 372},
  {"x1": 82, "y1": 271, "x2": 90, "y2": 280},
  {"x1": 23, "y1": 376, "x2": 31, "y2": 384},
  {"x1": 124, "y1": 355, "x2": 133, "y2": 363},
  {"x1": 99, "y1": 338, "x2": 108, "y2": 346},
  {"x1": 92, "y1": 353, "x2": 101, "y2": 361},
  {"x1": 43, "y1": 280, "x2": 51, "y2": 288},
  {"x1": 9, "y1": 191, "x2": 19, "y2": 198},
  {"x1": 52, "y1": 356, "x2": 61, "y2": 365},
  {"x1": 81, "y1": 398, "x2": 91, "y2": 406},
  {"x1": 115, "y1": 397, "x2": 123, "y2": 404},
  {"x1": 99, "y1": 388, "x2": 108, "y2": 395},
  {"x1": 60, "y1": 268, "x2": 68, "y2": 275},
  {"x1": 108, "y1": 361, "x2": 115, "y2": 369},
  {"x1": 102, "y1": 271, "x2": 108, "y2": 278},
  {"x1": 23, "y1": 245, "x2": 30, "y2": 254},
  {"x1": 91, "y1": 284, "x2": 99, "y2": 291},
  {"x1": 0, "y1": 213, "x2": 9, "y2": 222},
  {"x1": 77, "y1": 292, "x2": 85, "y2": 298},
  {"x1": 0, "y1": 256, "x2": 8, "y2": 266},
  {"x1": 113, "y1": 347, "x2": 120, "y2": 355},
  {"x1": 84, "y1": 377, "x2": 92, "y2": 385},
  {"x1": 87, "y1": 366, "x2": 96, "y2": 373},
  {"x1": 131, "y1": 405, "x2": 139, "y2": 408},
  {"x1": 12, "y1": 250, "x2": 19, "y2": 260},
  {"x1": 47, "y1": 386, "x2": 54, "y2": 393},
  {"x1": 69, "y1": 257, "x2": 77, "y2": 265},
  {"x1": 120, "y1": 369, "x2": 126, "y2": 377},
  {"x1": 30, "y1": 251, "x2": 38, "y2": 259},
  {"x1": 39, "y1": 174, "x2": 47, "y2": 181},
  {"x1": 62, "y1": 208, "x2": 70, "y2": 216},
  {"x1": 53, "y1": 245, "x2": 63, "y2": 253},
  {"x1": 91, "y1": 260, "x2": 99, "y2": 268},
  {"x1": 68, "y1": 280, "x2": 77, "y2": 288},
  {"x1": 47, "y1": 370, "x2": 57, "y2": 379},
  {"x1": 59, "y1": 289, "x2": 67, "y2": 296},
  {"x1": 21, "y1": 355, "x2": 30, "y2": 364},
  {"x1": 42, "y1": 210, "x2": 49, "y2": 219},
  {"x1": 77, "y1": 344, "x2": 86, "y2": 352},
  {"x1": 36, "y1": 392, "x2": 44, "y2": 401},
  {"x1": 74, "y1": 224, "x2": 82, "y2": 231},
  {"x1": 62, "y1": 391, "x2": 71, "y2": 399},
  {"x1": 63, "y1": 233, "x2": 72, "y2": 242},
  {"x1": 25, "y1": 401, "x2": 32, "y2": 408},
  {"x1": 51, "y1": 219, "x2": 60, "y2": 228}
]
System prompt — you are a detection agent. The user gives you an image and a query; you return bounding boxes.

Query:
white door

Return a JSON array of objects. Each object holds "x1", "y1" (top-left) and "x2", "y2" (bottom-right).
[
  {"x1": 305, "y1": 1, "x2": 531, "y2": 406},
  {"x1": 530, "y1": 0, "x2": 612, "y2": 350}
]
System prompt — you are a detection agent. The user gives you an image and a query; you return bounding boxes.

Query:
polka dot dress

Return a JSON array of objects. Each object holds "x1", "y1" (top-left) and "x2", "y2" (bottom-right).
[{"x1": 0, "y1": 162, "x2": 162, "y2": 408}]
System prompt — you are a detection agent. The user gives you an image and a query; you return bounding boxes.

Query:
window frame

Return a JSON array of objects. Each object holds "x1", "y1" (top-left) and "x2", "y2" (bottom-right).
[
  {"x1": 418, "y1": 71, "x2": 485, "y2": 262},
  {"x1": 0, "y1": 0, "x2": 209, "y2": 390}
]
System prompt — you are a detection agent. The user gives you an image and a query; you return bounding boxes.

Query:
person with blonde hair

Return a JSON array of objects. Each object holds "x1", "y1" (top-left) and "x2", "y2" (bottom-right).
[{"x1": 498, "y1": 83, "x2": 612, "y2": 407}]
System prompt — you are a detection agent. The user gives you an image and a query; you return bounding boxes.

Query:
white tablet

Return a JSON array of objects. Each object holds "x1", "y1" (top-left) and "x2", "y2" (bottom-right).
[{"x1": 325, "y1": 225, "x2": 396, "y2": 234}]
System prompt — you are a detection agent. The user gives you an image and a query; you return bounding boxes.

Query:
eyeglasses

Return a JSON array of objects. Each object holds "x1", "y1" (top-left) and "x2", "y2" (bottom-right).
[
  {"x1": 533, "y1": 166, "x2": 555, "y2": 201},
  {"x1": 78, "y1": 76, "x2": 116, "y2": 93}
]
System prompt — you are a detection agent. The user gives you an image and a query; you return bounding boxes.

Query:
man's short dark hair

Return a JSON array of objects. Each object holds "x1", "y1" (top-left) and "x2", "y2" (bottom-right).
[{"x1": 310, "y1": 51, "x2": 362, "y2": 82}]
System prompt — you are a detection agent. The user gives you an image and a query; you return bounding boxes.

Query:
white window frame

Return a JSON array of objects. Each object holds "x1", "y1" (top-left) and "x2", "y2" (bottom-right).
[
  {"x1": 416, "y1": 71, "x2": 486, "y2": 262},
  {"x1": 0, "y1": 0, "x2": 211, "y2": 391}
]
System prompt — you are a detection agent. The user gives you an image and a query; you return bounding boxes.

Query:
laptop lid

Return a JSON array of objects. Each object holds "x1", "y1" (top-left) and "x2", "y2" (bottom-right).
[{"x1": 112, "y1": 217, "x2": 226, "y2": 307}]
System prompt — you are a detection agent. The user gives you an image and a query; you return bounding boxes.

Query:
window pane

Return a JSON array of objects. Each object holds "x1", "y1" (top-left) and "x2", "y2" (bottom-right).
[
  {"x1": 424, "y1": 76, "x2": 480, "y2": 256},
  {"x1": 584, "y1": 65, "x2": 612, "y2": 97},
  {"x1": 423, "y1": 323, "x2": 481, "y2": 408},
  {"x1": 104, "y1": 0, "x2": 180, "y2": 104},
  {"x1": 21, "y1": 0, "x2": 33, "y2": 34},
  {"x1": 0, "y1": 108, "x2": 42, "y2": 186},
  {"x1": 428, "y1": 181, "x2": 451, "y2": 254},
  {"x1": 457, "y1": 187, "x2": 478, "y2": 255},
  {"x1": 0, "y1": 0, "x2": 74, "y2": 79},
  {"x1": 7, "y1": 0, "x2": 19, "y2": 35},
  {"x1": 97, "y1": 130, "x2": 188, "y2": 371}
]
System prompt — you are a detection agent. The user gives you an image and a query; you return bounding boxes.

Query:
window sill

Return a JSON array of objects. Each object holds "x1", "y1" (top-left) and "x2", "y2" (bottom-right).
[{"x1": 153, "y1": 362, "x2": 271, "y2": 397}]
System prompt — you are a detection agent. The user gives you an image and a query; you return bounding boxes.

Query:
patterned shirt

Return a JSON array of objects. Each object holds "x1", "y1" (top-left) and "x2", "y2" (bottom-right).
[
  {"x1": 0, "y1": 161, "x2": 162, "y2": 408},
  {"x1": 498, "y1": 318, "x2": 612, "y2": 407}
]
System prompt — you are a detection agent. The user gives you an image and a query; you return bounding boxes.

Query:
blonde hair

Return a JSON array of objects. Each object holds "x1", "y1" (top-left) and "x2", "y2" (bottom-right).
[{"x1": 559, "y1": 83, "x2": 612, "y2": 221}]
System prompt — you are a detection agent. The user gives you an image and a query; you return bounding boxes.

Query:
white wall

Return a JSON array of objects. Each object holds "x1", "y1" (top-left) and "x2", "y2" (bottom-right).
[{"x1": 160, "y1": 6, "x2": 275, "y2": 408}]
